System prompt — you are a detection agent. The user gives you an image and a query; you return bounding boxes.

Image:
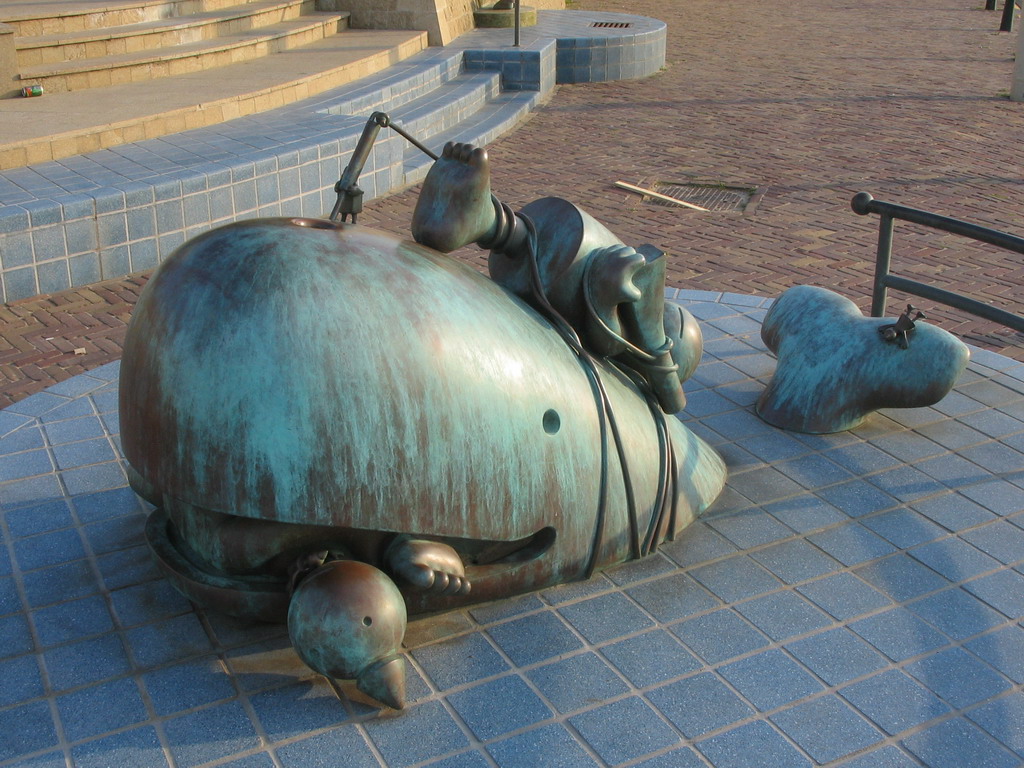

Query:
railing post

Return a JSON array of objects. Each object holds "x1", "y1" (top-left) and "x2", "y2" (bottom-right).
[
  {"x1": 1001, "y1": 0, "x2": 1015, "y2": 32},
  {"x1": 1014, "y1": 9, "x2": 1024, "y2": 100},
  {"x1": 514, "y1": 0, "x2": 521, "y2": 46},
  {"x1": 987, "y1": 0, "x2": 997, "y2": 10},
  {"x1": 870, "y1": 213, "x2": 894, "y2": 317}
]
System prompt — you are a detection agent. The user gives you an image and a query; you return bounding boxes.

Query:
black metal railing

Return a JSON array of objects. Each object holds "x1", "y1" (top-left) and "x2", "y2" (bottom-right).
[
  {"x1": 986, "y1": 0, "x2": 1016, "y2": 32},
  {"x1": 850, "y1": 192, "x2": 1024, "y2": 333}
]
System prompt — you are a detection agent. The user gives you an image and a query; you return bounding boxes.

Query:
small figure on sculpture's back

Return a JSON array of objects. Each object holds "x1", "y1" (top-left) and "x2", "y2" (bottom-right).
[{"x1": 879, "y1": 304, "x2": 925, "y2": 350}]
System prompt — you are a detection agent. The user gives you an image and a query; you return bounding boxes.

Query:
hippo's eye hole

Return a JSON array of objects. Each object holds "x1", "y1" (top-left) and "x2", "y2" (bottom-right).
[
  {"x1": 362, "y1": 616, "x2": 373, "y2": 627},
  {"x1": 543, "y1": 409, "x2": 561, "y2": 435}
]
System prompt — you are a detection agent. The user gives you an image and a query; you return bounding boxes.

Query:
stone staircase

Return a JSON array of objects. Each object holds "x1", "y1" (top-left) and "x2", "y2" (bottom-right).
[
  {"x1": 0, "y1": 0, "x2": 429, "y2": 166},
  {"x1": 15, "y1": 0, "x2": 346, "y2": 93}
]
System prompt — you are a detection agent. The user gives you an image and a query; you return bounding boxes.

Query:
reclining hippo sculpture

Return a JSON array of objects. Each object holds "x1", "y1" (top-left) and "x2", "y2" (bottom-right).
[{"x1": 119, "y1": 138, "x2": 727, "y2": 709}]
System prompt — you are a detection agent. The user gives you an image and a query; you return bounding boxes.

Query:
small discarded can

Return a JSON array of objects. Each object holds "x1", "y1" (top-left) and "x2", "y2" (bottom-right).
[{"x1": 21, "y1": 84, "x2": 43, "y2": 97}]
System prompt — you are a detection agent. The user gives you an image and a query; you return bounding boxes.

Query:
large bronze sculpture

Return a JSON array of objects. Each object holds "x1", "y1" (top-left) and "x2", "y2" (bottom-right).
[{"x1": 119, "y1": 131, "x2": 727, "y2": 710}]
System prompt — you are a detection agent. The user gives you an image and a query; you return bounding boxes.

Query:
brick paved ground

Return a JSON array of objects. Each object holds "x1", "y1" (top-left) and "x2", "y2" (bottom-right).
[{"x1": 3, "y1": 0, "x2": 1024, "y2": 408}]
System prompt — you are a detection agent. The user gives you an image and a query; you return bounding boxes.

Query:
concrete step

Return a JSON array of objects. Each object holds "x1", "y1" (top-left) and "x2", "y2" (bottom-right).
[
  {"x1": 19, "y1": 12, "x2": 349, "y2": 93},
  {"x1": 17, "y1": 0, "x2": 320, "y2": 67},
  {"x1": 400, "y1": 90, "x2": 542, "y2": 184},
  {"x1": 1, "y1": 0, "x2": 255, "y2": 37},
  {"x1": 0, "y1": 28, "x2": 429, "y2": 168}
]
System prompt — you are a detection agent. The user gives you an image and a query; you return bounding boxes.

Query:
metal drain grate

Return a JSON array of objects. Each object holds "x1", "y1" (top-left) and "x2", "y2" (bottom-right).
[
  {"x1": 591, "y1": 21, "x2": 632, "y2": 28},
  {"x1": 646, "y1": 182, "x2": 758, "y2": 212}
]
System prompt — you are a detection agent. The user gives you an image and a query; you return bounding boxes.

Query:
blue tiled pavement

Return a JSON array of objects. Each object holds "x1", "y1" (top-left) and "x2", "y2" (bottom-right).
[{"x1": 1, "y1": 292, "x2": 1024, "y2": 766}]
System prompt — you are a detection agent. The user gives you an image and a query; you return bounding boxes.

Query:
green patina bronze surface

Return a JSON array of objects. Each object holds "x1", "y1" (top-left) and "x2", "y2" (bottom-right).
[
  {"x1": 120, "y1": 142, "x2": 728, "y2": 709},
  {"x1": 757, "y1": 285, "x2": 970, "y2": 433}
]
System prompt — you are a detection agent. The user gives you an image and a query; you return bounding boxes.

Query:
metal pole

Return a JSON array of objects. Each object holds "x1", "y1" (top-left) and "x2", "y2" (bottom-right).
[
  {"x1": 514, "y1": 0, "x2": 521, "y2": 46},
  {"x1": 870, "y1": 213, "x2": 894, "y2": 317},
  {"x1": 1001, "y1": 0, "x2": 1015, "y2": 32},
  {"x1": 987, "y1": 0, "x2": 996, "y2": 10}
]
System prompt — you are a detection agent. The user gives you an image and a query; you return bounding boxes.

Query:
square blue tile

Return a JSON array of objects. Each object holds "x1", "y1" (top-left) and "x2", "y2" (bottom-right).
[
  {"x1": 4, "y1": 499, "x2": 73, "y2": 538},
  {"x1": 125, "y1": 613, "x2": 213, "y2": 668},
  {"x1": 849, "y1": 606, "x2": 949, "y2": 662},
  {"x1": 962, "y1": 520, "x2": 1024, "y2": 564},
  {"x1": 905, "y1": 647, "x2": 1010, "y2": 709},
  {"x1": 487, "y1": 611, "x2": 582, "y2": 667},
  {"x1": 33, "y1": 593, "x2": 114, "y2": 647},
  {"x1": 83, "y1": 513, "x2": 145, "y2": 554},
  {"x1": 0, "y1": 654, "x2": 44, "y2": 708},
  {"x1": 901, "y1": 717, "x2": 1018, "y2": 768},
  {"x1": 569, "y1": 696, "x2": 680, "y2": 765},
  {"x1": 776, "y1": 453, "x2": 853, "y2": 489},
  {"x1": 448, "y1": 675, "x2": 551, "y2": 741},
  {"x1": 527, "y1": 652, "x2": 628, "y2": 714},
  {"x1": 908, "y1": 587, "x2": 1006, "y2": 640},
  {"x1": 558, "y1": 592, "x2": 654, "y2": 644},
  {"x1": 959, "y1": 442, "x2": 1024, "y2": 476},
  {"x1": 696, "y1": 721, "x2": 811, "y2": 768},
  {"x1": 707, "y1": 509, "x2": 792, "y2": 549},
  {"x1": 276, "y1": 725, "x2": 379, "y2": 768},
  {"x1": 96, "y1": 545, "x2": 162, "y2": 590},
  {"x1": 770, "y1": 696, "x2": 883, "y2": 764},
  {"x1": 250, "y1": 679, "x2": 348, "y2": 742},
  {"x1": 861, "y1": 508, "x2": 947, "y2": 549},
  {"x1": 0, "y1": 448, "x2": 54, "y2": 482},
  {"x1": 785, "y1": 627, "x2": 887, "y2": 686},
  {"x1": 44, "y1": 633, "x2": 131, "y2": 690},
  {"x1": 797, "y1": 572, "x2": 893, "y2": 621},
  {"x1": 57, "y1": 677, "x2": 148, "y2": 742},
  {"x1": 968, "y1": 691, "x2": 1024, "y2": 756},
  {"x1": 71, "y1": 726, "x2": 169, "y2": 768},
  {"x1": 469, "y1": 594, "x2": 545, "y2": 624},
  {"x1": 630, "y1": 746, "x2": 705, "y2": 768},
  {"x1": 605, "y1": 552, "x2": 678, "y2": 586},
  {"x1": 966, "y1": 625, "x2": 1024, "y2": 683},
  {"x1": 164, "y1": 700, "x2": 261, "y2": 768},
  {"x1": 62, "y1": 461, "x2": 127, "y2": 497},
  {"x1": 601, "y1": 629, "x2": 702, "y2": 688},
  {"x1": 111, "y1": 579, "x2": 192, "y2": 627},
  {"x1": 73, "y1": 486, "x2": 143, "y2": 522},
  {"x1": 43, "y1": 414, "x2": 105, "y2": 446},
  {"x1": 823, "y1": 443, "x2": 903, "y2": 475},
  {"x1": 723, "y1": 466, "x2": 805, "y2": 504},
  {"x1": 719, "y1": 649, "x2": 823, "y2": 711},
  {"x1": 963, "y1": 569, "x2": 1024, "y2": 617},
  {"x1": 816, "y1": 479, "x2": 900, "y2": 518},
  {"x1": 959, "y1": 479, "x2": 1024, "y2": 516},
  {"x1": 52, "y1": 437, "x2": 116, "y2": 469},
  {"x1": 412, "y1": 632, "x2": 508, "y2": 691},
  {"x1": 648, "y1": 672, "x2": 754, "y2": 738},
  {"x1": 689, "y1": 555, "x2": 781, "y2": 603},
  {"x1": 625, "y1": 573, "x2": 720, "y2": 622},
  {"x1": 23, "y1": 558, "x2": 100, "y2": 607},
  {"x1": 143, "y1": 656, "x2": 237, "y2": 715},
  {"x1": 750, "y1": 539, "x2": 842, "y2": 584},
  {"x1": 734, "y1": 590, "x2": 833, "y2": 642},
  {"x1": 662, "y1": 522, "x2": 737, "y2": 567},
  {"x1": 364, "y1": 699, "x2": 469, "y2": 766},
  {"x1": 910, "y1": 493, "x2": 997, "y2": 531},
  {"x1": 807, "y1": 522, "x2": 896, "y2": 566},
  {"x1": 763, "y1": 495, "x2": 847, "y2": 534},
  {"x1": 671, "y1": 609, "x2": 769, "y2": 664},
  {"x1": 840, "y1": 669, "x2": 950, "y2": 735},
  {"x1": 909, "y1": 538, "x2": 1001, "y2": 582},
  {"x1": 0, "y1": 700, "x2": 59, "y2": 762},
  {"x1": 488, "y1": 724, "x2": 599, "y2": 768},
  {"x1": 855, "y1": 554, "x2": 950, "y2": 601},
  {"x1": 837, "y1": 746, "x2": 920, "y2": 768}
]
